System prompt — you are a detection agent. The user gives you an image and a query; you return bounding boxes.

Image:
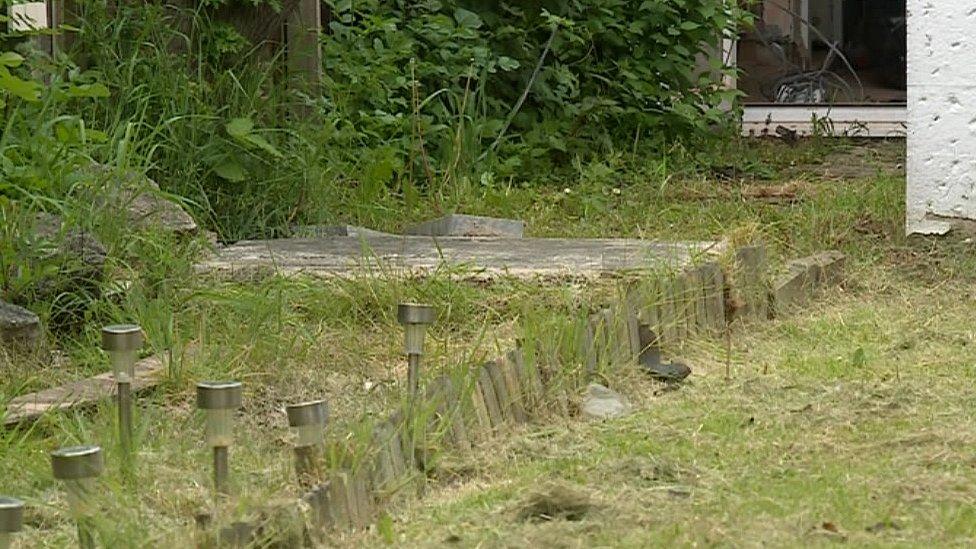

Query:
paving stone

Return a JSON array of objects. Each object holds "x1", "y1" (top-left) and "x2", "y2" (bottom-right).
[
  {"x1": 404, "y1": 214, "x2": 524, "y2": 238},
  {"x1": 289, "y1": 224, "x2": 393, "y2": 239},
  {"x1": 4, "y1": 354, "x2": 164, "y2": 426},
  {"x1": 199, "y1": 236, "x2": 722, "y2": 279},
  {"x1": 804, "y1": 250, "x2": 846, "y2": 286},
  {"x1": 771, "y1": 251, "x2": 846, "y2": 315},
  {"x1": 771, "y1": 263, "x2": 816, "y2": 315},
  {"x1": 0, "y1": 301, "x2": 40, "y2": 346},
  {"x1": 581, "y1": 383, "x2": 631, "y2": 420}
]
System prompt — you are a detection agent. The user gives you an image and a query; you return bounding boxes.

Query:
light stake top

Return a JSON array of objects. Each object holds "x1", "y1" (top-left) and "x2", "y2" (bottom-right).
[
  {"x1": 50, "y1": 446, "x2": 104, "y2": 480},
  {"x1": 397, "y1": 303, "x2": 436, "y2": 326},
  {"x1": 196, "y1": 381, "x2": 243, "y2": 410},
  {"x1": 0, "y1": 497, "x2": 24, "y2": 534},
  {"x1": 286, "y1": 399, "x2": 328, "y2": 427},
  {"x1": 101, "y1": 324, "x2": 143, "y2": 352}
]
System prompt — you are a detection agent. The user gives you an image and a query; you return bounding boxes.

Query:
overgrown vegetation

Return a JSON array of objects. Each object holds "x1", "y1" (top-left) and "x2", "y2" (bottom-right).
[
  {"x1": 0, "y1": 1, "x2": 940, "y2": 546},
  {"x1": 3, "y1": 0, "x2": 748, "y2": 239}
]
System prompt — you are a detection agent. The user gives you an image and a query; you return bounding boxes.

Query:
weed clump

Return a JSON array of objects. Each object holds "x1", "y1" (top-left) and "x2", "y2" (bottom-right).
[{"x1": 516, "y1": 482, "x2": 592, "y2": 523}]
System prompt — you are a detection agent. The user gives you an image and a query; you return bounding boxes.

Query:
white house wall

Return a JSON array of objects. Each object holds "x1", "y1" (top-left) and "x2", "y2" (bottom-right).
[{"x1": 906, "y1": 0, "x2": 976, "y2": 234}]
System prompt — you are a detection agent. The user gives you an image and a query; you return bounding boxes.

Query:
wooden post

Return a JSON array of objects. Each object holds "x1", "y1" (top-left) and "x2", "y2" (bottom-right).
[{"x1": 287, "y1": 0, "x2": 322, "y2": 87}]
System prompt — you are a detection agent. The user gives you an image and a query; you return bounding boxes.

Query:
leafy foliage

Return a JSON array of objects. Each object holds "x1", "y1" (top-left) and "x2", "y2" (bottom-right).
[{"x1": 0, "y1": 0, "x2": 744, "y2": 242}]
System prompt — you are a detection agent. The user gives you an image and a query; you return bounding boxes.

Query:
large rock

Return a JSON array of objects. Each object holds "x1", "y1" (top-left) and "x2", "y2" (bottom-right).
[
  {"x1": 26, "y1": 213, "x2": 106, "y2": 330},
  {"x1": 89, "y1": 165, "x2": 198, "y2": 235},
  {"x1": 581, "y1": 383, "x2": 631, "y2": 420},
  {"x1": 32, "y1": 213, "x2": 107, "y2": 282},
  {"x1": 0, "y1": 301, "x2": 40, "y2": 345},
  {"x1": 404, "y1": 214, "x2": 524, "y2": 238}
]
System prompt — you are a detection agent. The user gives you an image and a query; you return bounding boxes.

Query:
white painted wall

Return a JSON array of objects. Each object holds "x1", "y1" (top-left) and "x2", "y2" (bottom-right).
[
  {"x1": 9, "y1": 2, "x2": 48, "y2": 31},
  {"x1": 906, "y1": 0, "x2": 976, "y2": 234}
]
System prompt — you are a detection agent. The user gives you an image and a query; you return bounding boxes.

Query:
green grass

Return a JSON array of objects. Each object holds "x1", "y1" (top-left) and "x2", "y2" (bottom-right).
[
  {"x1": 1, "y1": 136, "x2": 943, "y2": 547},
  {"x1": 366, "y1": 275, "x2": 976, "y2": 547}
]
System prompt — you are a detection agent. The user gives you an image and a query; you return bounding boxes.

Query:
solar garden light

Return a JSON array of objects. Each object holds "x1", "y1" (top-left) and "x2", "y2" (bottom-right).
[
  {"x1": 396, "y1": 303, "x2": 436, "y2": 398},
  {"x1": 0, "y1": 497, "x2": 24, "y2": 549},
  {"x1": 196, "y1": 381, "x2": 243, "y2": 496},
  {"x1": 50, "y1": 445, "x2": 104, "y2": 549},
  {"x1": 285, "y1": 399, "x2": 328, "y2": 489},
  {"x1": 101, "y1": 324, "x2": 143, "y2": 458}
]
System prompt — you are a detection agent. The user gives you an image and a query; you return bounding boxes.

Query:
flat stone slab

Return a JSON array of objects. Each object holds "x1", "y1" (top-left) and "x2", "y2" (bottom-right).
[
  {"x1": 4, "y1": 354, "x2": 164, "y2": 426},
  {"x1": 0, "y1": 301, "x2": 40, "y2": 344},
  {"x1": 404, "y1": 214, "x2": 524, "y2": 238},
  {"x1": 196, "y1": 235, "x2": 723, "y2": 279},
  {"x1": 289, "y1": 224, "x2": 394, "y2": 239}
]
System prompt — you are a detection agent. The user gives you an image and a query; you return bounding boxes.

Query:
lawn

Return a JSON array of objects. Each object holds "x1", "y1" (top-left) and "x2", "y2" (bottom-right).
[{"x1": 3, "y1": 136, "x2": 949, "y2": 547}]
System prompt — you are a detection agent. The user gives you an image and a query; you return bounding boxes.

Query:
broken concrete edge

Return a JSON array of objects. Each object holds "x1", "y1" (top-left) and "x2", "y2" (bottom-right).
[
  {"x1": 182, "y1": 245, "x2": 847, "y2": 542},
  {"x1": 288, "y1": 224, "x2": 395, "y2": 239},
  {"x1": 403, "y1": 214, "x2": 525, "y2": 238},
  {"x1": 769, "y1": 250, "x2": 846, "y2": 316},
  {"x1": 3, "y1": 354, "x2": 166, "y2": 426},
  {"x1": 195, "y1": 236, "x2": 725, "y2": 282}
]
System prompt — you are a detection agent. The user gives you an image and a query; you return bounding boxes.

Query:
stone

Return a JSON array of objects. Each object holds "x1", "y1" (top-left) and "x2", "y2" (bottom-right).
[
  {"x1": 198, "y1": 235, "x2": 723, "y2": 280},
  {"x1": 289, "y1": 224, "x2": 392, "y2": 239},
  {"x1": 88, "y1": 165, "x2": 198, "y2": 234},
  {"x1": 771, "y1": 263, "x2": 816, "y2": 315},
  {"x1": 641, "y1": 360, "x2": 692, "y2": 383},
  {"x1": 27, "y1": 213, "x2": 106, "y2": 329},
  {"x1": 806, "y1": 250, "x2": 846, "y2": 286},
  {"x1": 771, "y1": 251, "x2": 845, "y2": 316},
  {"x1": 581, "y1": 383, "x2": 631, "y2": 420},
  {"x1": 404, "y1": 214, "x2": 525, "y2": 238},
  {"x1": 0, "y1": 301, "x2": 40, "y2": 346},
  {"x1": 4, "y1": 354, "x2": 165, "y2": 425}
]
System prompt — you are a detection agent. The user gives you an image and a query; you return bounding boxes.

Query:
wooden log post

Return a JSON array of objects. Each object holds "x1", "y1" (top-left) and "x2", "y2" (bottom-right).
[{"x1": 286, "y1": 0, "x2": 322, "y2": 89}]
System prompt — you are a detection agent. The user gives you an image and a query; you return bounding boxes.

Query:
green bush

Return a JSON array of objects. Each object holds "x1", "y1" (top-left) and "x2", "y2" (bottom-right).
[{"x1": 0, "y1": 0, "x2": 744, "y2": 241}]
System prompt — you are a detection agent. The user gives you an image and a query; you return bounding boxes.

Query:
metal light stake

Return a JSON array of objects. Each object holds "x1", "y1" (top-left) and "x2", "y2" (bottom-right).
[
  {"x1": 102, "y1": 324, "x2": 143, "y2": 459},
  {"x1": 50, "y1": 445, "x2": 104, "y2": 549},
  {"x1": 285, "y1": 399, "x2": 328, "y2": 489},
  {"x1": 396, "y1": 303, "x2": 436, "y2": 398},
  {"x1": 196, "y1": 381, "x2": 243, "y2": 497},
  {"x1": 0, "y1": 497, "x2": 24, "y2": 549}
]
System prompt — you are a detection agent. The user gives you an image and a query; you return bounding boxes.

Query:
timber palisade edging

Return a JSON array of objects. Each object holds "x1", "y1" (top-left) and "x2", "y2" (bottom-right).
[
  {"x1": 189, "y1": 243, "x2": 846, "y2": 546},
  {"x1": 0, "y1": 243, "x2": 845, "y2": 545}
]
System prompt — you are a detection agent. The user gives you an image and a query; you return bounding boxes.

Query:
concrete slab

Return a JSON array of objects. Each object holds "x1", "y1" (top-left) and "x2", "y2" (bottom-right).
[
  {"x1": 404, "y1": 214, "x2": 524, "y2": 238},
  {"x1": 4, "y1": 354, "x2": 164, "y2": 426},
  {"x1": 289, "y1": 224, "x2": 393, "y2": 239},
  {"x1": 196, "y1": 235, "x2": 722, "y2": 279}
]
